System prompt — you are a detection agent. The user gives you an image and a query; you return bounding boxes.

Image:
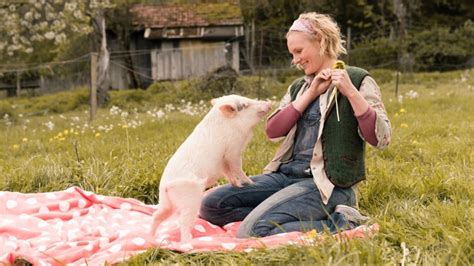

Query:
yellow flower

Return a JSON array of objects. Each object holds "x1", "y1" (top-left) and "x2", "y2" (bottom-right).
[
  {"x1": 63, "y1": 129, "x2": 69, "y2": 135},
  {"x1": 49, "y1": 138, "x2": 53, "y2": 142},
  {"x1": 122, "y1": 124, "x2": 128, "y2": 129},
  {"x1": 412, "y1": 140, "x2": 419, "y2": 144},
  {"x1": 95, "y1": 133, "x2": 101, "y2": 137},
  {"x1": 22, "y1": 138, "x2": 28, "y2": 142},
  {"x1": 59, "y1": 137, "x2": 66, "y2": 141},
  {"x1": 12, "y1": 144, "x2": 19, "y2": 149},
  {"x1": 399, "y1": 108, "x2": 406, "y2": 113},
  {"x1": 400, "y1": 123, "x2": 408, "y2": 128},
  {"x1": 394, "y1": 113, "x2": 399, "y2": 117},
  {"x1": 306, "y1": 229, "x2": 318, "y2": 238},
  {"x1": 58, "y1": 132, "x2": 63, "y2": 137}
]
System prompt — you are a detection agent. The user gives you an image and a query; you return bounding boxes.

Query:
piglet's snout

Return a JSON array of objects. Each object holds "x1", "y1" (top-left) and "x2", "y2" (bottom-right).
[{"x1": 257, "y1": 101, "x2": 272, "y2": 116}]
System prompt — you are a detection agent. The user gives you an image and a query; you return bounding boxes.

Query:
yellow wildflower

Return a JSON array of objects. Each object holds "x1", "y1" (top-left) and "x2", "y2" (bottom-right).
[
  {"x1": 306, "y1": 229, "x2": 318, "y2": 238},
  {"x1": 399, "y1": 108, "x2": 406, "y2": 113},
  {"x1": 22, "y1": 138, "x2": 28, "y2": 142},
  {"x1": 95, "y1": 133, "x2": 101, "y2": 137},
  {"x1": 400, "y1": 123, "x2": 408, "y2": 128},
  {"x1": 12, "y1": 144, "x2": 19, "y2": 149},
  {"x1": 63, "y1": 129, "x2": 69, "y2": 135}
]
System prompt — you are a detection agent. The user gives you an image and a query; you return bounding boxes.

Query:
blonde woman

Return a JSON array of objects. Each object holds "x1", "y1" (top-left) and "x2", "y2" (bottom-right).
[{"x1": 200, "y1": 12, "x2": 391, "y2": 238}]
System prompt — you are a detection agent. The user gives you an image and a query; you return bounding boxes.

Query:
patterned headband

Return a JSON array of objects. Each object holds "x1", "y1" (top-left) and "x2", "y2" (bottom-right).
[{"x1": 288, "y1": 18, "x2": 315, "y2": 34}]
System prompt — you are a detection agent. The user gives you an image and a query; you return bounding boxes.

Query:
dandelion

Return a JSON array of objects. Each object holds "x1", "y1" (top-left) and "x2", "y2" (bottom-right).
[
  {"x1": 306, "y1": 230, "x2": 317, "y2": 238},
  {"x1": 95, "y1": 133, "x2": 101, "y2": 138},
  {"x1": 399, "y1": 108, "x2": 406, "y2": 113},
  {"x1": 12, "y1": 144, "x2": 19, "y2": 149},
  {"x1": 63, "y1": 129, "x2": 69, "y2": 135},
  {"x1": 400, "y1": 123, "x2": 408, "y2": 128},
  {"x1": 22, "y1": 138, "x2": 28, "y2": 142}
]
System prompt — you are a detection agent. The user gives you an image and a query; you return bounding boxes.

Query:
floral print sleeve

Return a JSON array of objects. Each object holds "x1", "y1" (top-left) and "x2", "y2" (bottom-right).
[{"x1": 359, "y1": 76, "x2": 392, "y2": 149}]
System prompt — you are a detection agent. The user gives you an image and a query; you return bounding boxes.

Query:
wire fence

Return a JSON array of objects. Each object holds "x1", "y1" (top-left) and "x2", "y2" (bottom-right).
[{"x1": 0, "y1": 39, "x2": 472, "y2": 98}]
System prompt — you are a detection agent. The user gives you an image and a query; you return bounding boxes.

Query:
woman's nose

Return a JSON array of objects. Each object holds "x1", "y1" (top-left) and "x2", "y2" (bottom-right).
[{"x1": 292, "y1": 56, "x2": 300, "y2": 65}]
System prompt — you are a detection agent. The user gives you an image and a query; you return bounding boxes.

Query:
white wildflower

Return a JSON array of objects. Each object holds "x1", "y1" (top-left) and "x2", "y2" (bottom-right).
[
  {"x1": 44, "y1": 121, "x2": 55, "y2": 130},
  {"x1": 397, "y1": 95, "x2": 403, "y2": 103},
  {"x1": 405, "y1": 90, "x2": 419, "y2": 99},
  {"x1": 109, "y1": 106, "x2": 121, "y2": 116}
]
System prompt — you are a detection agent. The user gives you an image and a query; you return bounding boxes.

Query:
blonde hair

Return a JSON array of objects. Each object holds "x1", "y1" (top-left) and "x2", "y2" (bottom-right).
[{"x1": 287, "y1": 12, "x2": 347, "y2": 58}]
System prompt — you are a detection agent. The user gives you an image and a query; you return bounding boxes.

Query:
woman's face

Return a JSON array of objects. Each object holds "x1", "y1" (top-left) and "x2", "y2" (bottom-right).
[{"x1": 287, "y1": 31, "x2": 324, "y2": 75}]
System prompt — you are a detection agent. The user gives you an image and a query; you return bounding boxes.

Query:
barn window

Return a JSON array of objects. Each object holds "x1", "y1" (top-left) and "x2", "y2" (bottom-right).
[{"x1": 172, "y1": 39, "x2": 180, "y2": 49}]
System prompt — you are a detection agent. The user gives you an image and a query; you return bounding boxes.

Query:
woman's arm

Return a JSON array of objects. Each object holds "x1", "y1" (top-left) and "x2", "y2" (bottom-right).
[
  {"x1": 331, "y1": 70, "x2": 391, "y2": 148},
  {"x1": 265, "y1": 103, "x2": 302, "y2": 138}
]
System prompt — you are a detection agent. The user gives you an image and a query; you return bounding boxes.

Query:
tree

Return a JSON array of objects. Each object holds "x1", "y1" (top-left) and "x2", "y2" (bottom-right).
[{"x1": 0, "y1": 0, "x2": 113, "y2": 105}]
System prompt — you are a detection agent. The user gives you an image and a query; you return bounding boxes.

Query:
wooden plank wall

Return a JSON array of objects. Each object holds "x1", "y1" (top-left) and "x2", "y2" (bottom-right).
[{"x1": 151, "y1": 40, "x2": 231, "y2": 81}]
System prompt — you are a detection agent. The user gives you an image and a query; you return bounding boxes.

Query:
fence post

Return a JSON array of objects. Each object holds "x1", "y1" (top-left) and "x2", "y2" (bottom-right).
[
  {"x1": 16, "y1": 71, "x2": 21, "y2": 97},
  {"x1": 90, "y1": 53, "x2": 98, "y2": 121}
]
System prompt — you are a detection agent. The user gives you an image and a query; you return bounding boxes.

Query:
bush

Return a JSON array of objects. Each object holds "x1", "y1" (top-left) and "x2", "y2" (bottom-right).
[
  {"x1": 197, "y1": 65, "x2": 241, "y2": 98},
  {"x1": 407, "y1": 20, "x2": 474, "y2": 71},
  {"x1": 349, "y1": 37, "x2": 399, "y2": 70}
]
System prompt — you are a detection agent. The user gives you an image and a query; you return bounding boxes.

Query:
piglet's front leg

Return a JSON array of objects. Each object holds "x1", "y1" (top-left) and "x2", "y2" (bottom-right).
[
  {"x1": 223, "y1": 162, "x2": 242, "y2": 187},
  {"x1": 224, "y1": 158, "x2": 253, "y2": 187}
]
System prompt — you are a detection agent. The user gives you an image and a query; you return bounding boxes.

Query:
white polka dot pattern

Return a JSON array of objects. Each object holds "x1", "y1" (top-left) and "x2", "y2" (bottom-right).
[{"x1": 0, "y1": 186, "x2": 375, "y2": 265}]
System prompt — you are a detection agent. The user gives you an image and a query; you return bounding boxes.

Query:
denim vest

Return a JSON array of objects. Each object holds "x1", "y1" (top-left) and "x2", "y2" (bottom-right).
[{"x1": 278, "y1": 97, "x2": 320, "y2": 178}]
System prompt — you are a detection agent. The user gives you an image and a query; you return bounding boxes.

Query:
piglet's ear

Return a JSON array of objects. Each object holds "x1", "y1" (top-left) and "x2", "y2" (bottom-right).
[{"x1": 219, "y1": 103, "x2": 237, "y2": 118}]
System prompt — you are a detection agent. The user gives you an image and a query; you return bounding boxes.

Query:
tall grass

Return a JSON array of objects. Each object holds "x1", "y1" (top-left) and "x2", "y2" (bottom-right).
[{"x1": 1, "y1": 69, "x2": 473, "y2": 264}]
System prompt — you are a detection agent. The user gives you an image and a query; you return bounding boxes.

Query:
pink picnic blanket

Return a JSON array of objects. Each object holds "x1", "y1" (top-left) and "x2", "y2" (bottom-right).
[{"x1": 0, "y1": 187, "x2": 378, "y2": 265}]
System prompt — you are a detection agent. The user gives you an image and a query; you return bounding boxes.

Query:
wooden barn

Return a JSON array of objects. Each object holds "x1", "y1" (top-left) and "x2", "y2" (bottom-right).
[{"x1": 109, "y1": 2, "x2": 244, "y2": 89}]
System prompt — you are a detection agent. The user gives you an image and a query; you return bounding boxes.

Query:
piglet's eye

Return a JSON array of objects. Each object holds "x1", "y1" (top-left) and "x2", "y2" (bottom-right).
[{"x1": 242, "y1": 103, "x2": 249, "y2": 108}]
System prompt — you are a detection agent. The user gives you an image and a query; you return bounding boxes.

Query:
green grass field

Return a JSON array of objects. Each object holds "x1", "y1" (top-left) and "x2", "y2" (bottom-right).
[{"x1": 1, "y1": 69, "x2": 473, "y2": 264}]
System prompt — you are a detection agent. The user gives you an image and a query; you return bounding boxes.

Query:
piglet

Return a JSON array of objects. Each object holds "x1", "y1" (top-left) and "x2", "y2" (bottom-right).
[{"x1": 150, "y1": 94, "x2": 272, "y2": 242}]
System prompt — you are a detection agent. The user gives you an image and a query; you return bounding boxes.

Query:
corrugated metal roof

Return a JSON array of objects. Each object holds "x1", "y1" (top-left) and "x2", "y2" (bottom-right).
[{"x1": 131, "y1": 3, "x2": 243, "y2": 29}]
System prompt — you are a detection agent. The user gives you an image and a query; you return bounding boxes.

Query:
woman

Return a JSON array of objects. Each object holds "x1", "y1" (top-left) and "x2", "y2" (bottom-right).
[{"x1": 200, "y1": 12, "x2": 391, "y2": 238}]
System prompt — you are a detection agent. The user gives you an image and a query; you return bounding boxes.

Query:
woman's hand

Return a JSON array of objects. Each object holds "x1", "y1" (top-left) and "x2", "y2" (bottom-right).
[
  {"x1": 331, "y1": 69, "x2": 369, "y2": 116},
  {"x1": 307, "y1": 68, "x2": 332, "y2": 98},
  {"x1": 292, "y1": 68, "x2": 332, "y2": 113},
  {"x1": 331, "y1": 69, "x2": 358, "y2": 98}
]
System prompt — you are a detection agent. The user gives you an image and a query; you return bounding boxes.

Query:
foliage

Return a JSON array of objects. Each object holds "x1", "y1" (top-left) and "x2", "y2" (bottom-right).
[
  {"x1": 0, "y1": 69, "x2": 472, "y2": 264},
  {"x1": 406, "y1": 20, "x2": 474, "y2": 71},
  {"x1": 0, "y1": 0, "x2": 112, "y2": 62}
]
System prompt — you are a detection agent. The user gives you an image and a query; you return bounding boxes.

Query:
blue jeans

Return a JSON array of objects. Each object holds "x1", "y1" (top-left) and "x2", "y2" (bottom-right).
[{"x1": 199, "y1": 172, "x2": 356, "y2": 238}]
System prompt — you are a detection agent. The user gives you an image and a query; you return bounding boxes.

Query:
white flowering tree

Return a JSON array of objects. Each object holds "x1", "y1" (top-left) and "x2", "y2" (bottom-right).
[{"x1": 0, "y1": 0, "x2": 112, "y2": 104}]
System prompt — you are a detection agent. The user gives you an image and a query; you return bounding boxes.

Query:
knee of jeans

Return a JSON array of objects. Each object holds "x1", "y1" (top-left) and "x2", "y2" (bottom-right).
[{"x1": 237, "y1": 219, "x2": 274, "y2": 238}]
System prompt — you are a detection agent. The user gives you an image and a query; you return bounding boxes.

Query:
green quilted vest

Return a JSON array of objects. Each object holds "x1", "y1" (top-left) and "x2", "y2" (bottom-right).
[{"x1": 289, "y1": 66, "x2": 369, "y2": 188}]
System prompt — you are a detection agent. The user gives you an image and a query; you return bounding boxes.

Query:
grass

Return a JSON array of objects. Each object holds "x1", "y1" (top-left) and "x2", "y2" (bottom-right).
[{"x1": 1, "y1": 69, "x2": 473, "y2": 264}]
